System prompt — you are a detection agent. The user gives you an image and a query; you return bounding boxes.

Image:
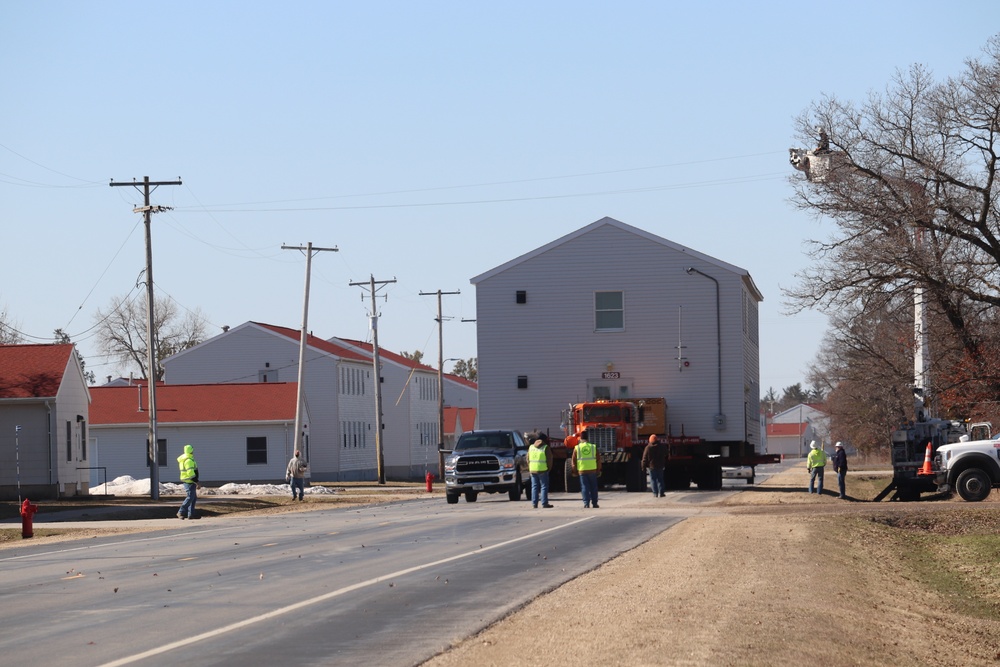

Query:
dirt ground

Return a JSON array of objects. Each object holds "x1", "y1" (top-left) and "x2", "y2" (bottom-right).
[{"x1": 420, "y1": 466, "x2": 1000, "y2": 667}]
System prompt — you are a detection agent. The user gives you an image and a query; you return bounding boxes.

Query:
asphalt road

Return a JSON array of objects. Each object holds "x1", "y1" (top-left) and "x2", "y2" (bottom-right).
[{"x1": 1, "y1": 491, "x2": 697, "y2": 667}]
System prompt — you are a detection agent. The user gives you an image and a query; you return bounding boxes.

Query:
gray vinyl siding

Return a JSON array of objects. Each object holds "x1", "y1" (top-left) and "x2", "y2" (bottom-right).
[
  {"x1": 474, "y1": 220, "x2": 761, "y2": 444},
  {"x1": 90, "y1": 422, "x2": 294, "y2": 484}
]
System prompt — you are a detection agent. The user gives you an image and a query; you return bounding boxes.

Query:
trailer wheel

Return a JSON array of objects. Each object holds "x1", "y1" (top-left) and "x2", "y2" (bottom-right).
[
  {"x1": 446, "y1": 492, "x2": 459, "y2": 504},
  {"x1": 550, "y1": 459, "x2": 566, "y2": 492},
  {"x1": 564, "y1": 462, "x2": 581, "y2": 494},
  {"x1": 956, "y1": 468, "x2": 991, "y2": 502},
  {"x1": 465, "y1": 491, "x2": 478, "y2": 503},
  {"x1": 696, "y1": 463, "x2": 723, "y2": 491},
  {"x1": 625, "y1": 456, "x2": 645, "y2": 492}
]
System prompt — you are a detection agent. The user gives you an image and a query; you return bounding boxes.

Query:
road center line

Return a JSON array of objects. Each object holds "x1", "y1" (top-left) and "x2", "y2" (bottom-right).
[{"x1": 98, "y1": 515, "x2": 594, "y2": 667}]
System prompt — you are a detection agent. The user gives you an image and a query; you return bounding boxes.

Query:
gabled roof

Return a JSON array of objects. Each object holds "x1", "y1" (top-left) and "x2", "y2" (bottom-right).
[
  {"x1": 445, "y1": 406, "x2": 477, "y2": 433},
  {"x1": 254, "y1": 323, "x2": 371, "y2": 363},
  {"x1": 333, "y1": 337, "x2": 436, "y2": 372},
  {"x1": 767, "y1": 422, "x2": 808, "y2": 437},
  {"x1": 0, "y1": 343, "x2": 75, "y2": 399},
  {"x1": 471, "y1": 216, "x2": 763, "y2": 301},
  {"x1": 90, "y1": 382, "x2": 298, "y2": 425}
]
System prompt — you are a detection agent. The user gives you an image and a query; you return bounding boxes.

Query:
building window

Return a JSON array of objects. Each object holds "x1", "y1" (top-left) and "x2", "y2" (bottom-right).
[
  {"x1": 517, "y1": 375, "x2": 528, "y2": 389},
  {"x1": 80, "y1": 420, "x2": 87, "y2": 460},
  {"x1": 516, "y1": 290, "x2": 527, "y2": 304},
  {"x1": 146, "y1": 439, "x2": 167, "y2": 468},
  {"x1": 247, "y1": 436, "x2": 268, "y2": 465},
  {"x1": 595, "y1": 291, "x2": 624, "y2": 331},
  {"x1": 66, "y1": 421, "x2": 72, "y2": 461}
]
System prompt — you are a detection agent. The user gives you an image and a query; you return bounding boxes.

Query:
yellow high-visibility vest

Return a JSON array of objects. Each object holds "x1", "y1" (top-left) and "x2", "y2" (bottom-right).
[
  {"x1": 577, "y1": 441, "x2": 598, "y2": 472},
  {"x1": 528, "y1": 446, "x2": 548, "y2": 473}
]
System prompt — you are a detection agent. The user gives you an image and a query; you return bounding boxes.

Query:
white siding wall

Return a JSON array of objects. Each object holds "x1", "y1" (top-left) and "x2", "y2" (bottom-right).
[
  {"x1": 54, "y1": 353, "x2": 92, "y2": 494},
  {"x1": 90, "y1": 422, "x2": 293, "y2": 484},
  {"x1": 405, "y1": 371, "x2": 440, "y2": 477},
  {"x1": 476, "y1": 223, "x2": 760, "y2": 444},
  {"x1": 163, "y1": 325, "x2": 344, "y2": 479},
  {"x1": 337, "y1": 361, "x2": 376, "y2": 478}
]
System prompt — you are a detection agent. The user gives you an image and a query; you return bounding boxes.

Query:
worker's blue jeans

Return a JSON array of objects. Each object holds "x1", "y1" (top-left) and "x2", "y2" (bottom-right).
[
  {"x1": 530, "y1": 471, "x2": 549, "y2": 506},
  {"x1": 580, "y1": 472, "x2": 599, "y2": 507},
  {"x1": 809, "y1": 466, "x2": 825, "y2": 494},
  {"x1": 649, "y1": 468, "x2": 665, "y2": 496},
  {"x1": 179, "y1": 482, "x2": 198, "y2": 517}
]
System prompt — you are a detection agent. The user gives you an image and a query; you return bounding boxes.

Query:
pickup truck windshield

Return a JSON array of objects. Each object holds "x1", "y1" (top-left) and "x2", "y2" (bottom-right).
[{"x1": 456, "y1": 433, "x2": 515, "y2": 450}]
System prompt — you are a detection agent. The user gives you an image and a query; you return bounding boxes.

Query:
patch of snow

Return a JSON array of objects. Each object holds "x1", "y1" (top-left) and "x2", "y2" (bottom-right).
[{"x1": 91, "y1": 475, "x2": 336, "y2": 497}]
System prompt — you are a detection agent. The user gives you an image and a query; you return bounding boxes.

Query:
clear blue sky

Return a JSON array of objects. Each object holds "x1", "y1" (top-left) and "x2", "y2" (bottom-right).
[{"x1": 2, "y1": 1, "x2": 997, "y2": 394}]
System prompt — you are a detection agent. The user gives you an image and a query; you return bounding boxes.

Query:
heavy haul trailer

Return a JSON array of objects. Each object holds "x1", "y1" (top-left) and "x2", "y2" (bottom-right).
[{"x1": 547, "y1": 398, "x2": 779, "y2": 493}]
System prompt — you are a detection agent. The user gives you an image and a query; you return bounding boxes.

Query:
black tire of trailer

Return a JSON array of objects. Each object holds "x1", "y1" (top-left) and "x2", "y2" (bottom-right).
[
  {"x1": 564, "y1": 461, "x2": 581, "y2": 493},
  {"x1": 550, "y1": 459, "x2": 566, "y2": 492},
  {"x1": 956, "y1": 468, "x2": 992, "y2": 502},
  {"x1": 695, "y1": 463, "x2": 723, "y2": 491},
  {"x1": 625, "y1": 456, "x2": 646, "y2": 492}
]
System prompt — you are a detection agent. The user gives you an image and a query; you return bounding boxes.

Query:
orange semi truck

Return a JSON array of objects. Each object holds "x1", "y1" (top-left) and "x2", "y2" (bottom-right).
[{"x1": 548, "y1": 398, "x2": 779, "y2": 493}]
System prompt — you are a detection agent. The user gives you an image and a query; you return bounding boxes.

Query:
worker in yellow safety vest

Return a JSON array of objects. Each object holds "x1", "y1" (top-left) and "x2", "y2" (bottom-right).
[
  {"x1": 528, "y1": 437, "x2": 554, "y2": 508},
  {"x1": 806, "y1": 441, "x2": 827, "y2": 495},
  {"x1": 176, "y1": 444, "x2": 200, "y2": 520},
  {"x1": 571, "y1": 429, "x2": 602, "y2": 508}
]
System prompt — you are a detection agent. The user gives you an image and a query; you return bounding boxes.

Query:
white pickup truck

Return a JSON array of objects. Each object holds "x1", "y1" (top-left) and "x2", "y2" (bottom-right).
[{"x1": 935, "y1": 435, "x2": 1000, "y2": 501}]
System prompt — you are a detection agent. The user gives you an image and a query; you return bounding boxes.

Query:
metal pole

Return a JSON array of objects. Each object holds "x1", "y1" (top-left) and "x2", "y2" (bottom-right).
[
  {"x1": 370, "y1": 277, "x2": 386, "y2": 485},
  {"x1": 420, "y1": 289, "x2": 460, "y2": 480}
]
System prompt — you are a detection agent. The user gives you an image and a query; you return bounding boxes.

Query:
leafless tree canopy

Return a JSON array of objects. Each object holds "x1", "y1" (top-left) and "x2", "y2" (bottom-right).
[
  {"x1": 787, "y1": 35, "x2": 1000, "y2": 450},
  {"x1": 93, "y1": 292, "x2": 209, "y2": 380},
  {"x1": 0, "y1": 305, "x2": 24, "y2": 345}
]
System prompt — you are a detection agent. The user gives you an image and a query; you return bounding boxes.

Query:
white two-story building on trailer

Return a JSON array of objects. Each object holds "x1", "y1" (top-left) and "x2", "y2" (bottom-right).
[{"x1": 471, "y1": 217, "x2": 764, "y2": 450}]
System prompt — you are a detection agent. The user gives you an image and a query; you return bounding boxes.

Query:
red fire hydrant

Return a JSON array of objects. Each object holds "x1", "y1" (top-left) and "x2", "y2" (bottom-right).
[
  {"x1": 425, "y1": 471, "x2": 434, "y2": 493},
  {"x1": 20, "y1": 498, "x2": 38, "y2": 539}
]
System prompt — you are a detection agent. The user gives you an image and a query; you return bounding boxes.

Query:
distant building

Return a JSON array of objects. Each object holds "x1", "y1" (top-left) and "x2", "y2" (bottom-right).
[
  {"x1": 89, "y1": 381, "x2": 302, "y2": 486},
  {"x1": 471, "y1": 217, "x2": 763, "y2": 449},
  {"x1": 765, "y1": 403, "x2": 829, "y2": 457},
  {"x1": 0, "y1": 343, "x2": 91, "y2": 499}
]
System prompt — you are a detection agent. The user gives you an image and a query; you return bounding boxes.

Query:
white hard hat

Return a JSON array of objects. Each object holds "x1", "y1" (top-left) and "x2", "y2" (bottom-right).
[
  {"x1": 810, "y1": 441, "x2": 817, "y2": 449},
  {"x1": 835, "y1": 442, "x2": 843, "y2": 448}
]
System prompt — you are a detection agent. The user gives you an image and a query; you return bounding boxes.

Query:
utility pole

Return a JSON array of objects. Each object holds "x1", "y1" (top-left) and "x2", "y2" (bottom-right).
[
  {"x1": 419, "y1": 289, "x2": 460, "y2": 480},
  {"x1": 282, "y1": 243, "x2": 338, "y2": 465},
  {"x1": 350, "y1": 275, "x2": 396, "y2": 484},
  {"x1": 109, "y1": 176, "x2": 182, "y2": 500}
]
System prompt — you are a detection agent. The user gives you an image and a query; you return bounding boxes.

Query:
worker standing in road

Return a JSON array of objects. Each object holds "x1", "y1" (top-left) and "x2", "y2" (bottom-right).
[
  {"x1": 832, "y1": 441, "x2": 848, "y2": 499},
  {"x1": 286, "y1": 449, "x2": 308, "y2": 501},
  {"x1": 806, "y1": 441, "x2": 827, "y2": 495},
  {"x1": 177, "y1": 444, "x2": 200, "y2": 520},
  {"x1": 528, "y1": 438, "x2": 554, "y2": 508},
  {"x1": 641, "y1": 434, "x2": 666, "y2": 497},
  {"x1": 572, "y1": 429, "x2": 601, "y2": 508}
]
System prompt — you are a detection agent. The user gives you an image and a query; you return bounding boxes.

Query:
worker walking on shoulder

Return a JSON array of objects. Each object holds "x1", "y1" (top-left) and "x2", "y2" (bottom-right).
[
  {"x1": 177, "y1": 444, "x2": 200, "y2": 520},
  {"x1": 832, "y1": 441, "x2": 848, "y2": 499},
  {"x1": 528, "y1": 437, "x2": 554, "y2": 508},
  {"x1": 641, "y1": 434, "x2": 666, "y2": 497},
  {"x1": 572, "y1": 429, "x2": 601, "y2": 508},
  {"x1": 807, "y1": 441, "x2": 827, "y2": 495}
]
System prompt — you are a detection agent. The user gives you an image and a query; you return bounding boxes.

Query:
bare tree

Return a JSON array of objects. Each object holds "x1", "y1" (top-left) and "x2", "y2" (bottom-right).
[
  {"x1": 787, "y1": 35, "x2": 1000, "y2": 428},
  {"x1": 94, "y1": 292, "x2": 209, "y2": 380},
  {"x1": 400, "y1": 350, "x2": 424, "y2": 364},
  {"x1": 0, "y1": 305, "x2": 24, "y2": 344}
]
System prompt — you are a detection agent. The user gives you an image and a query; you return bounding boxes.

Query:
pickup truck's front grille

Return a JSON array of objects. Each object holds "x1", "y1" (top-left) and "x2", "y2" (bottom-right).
[{"x1": 456, "y1": 456, "x2": 500, "y2": 473}]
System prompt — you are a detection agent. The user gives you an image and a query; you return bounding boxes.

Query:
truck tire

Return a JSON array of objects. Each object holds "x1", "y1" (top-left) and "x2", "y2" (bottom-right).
[
  {"x1": 550, "y1": 460, "x2": 566, "y2": 492},
  {"x1": 625, "y1": 456, "x2": 645, "y2": 492},
  {"x1": 446, "y1": 492, "x2": 459, "y2": 504},
  {"x1": 509, "y1": 472, "x2": 522, "y2": 501},
  {"x1": 956, "y1": 468, "x2": 992, "y2": 502},
  {"x1": 465, "y1": 491, "x2": 479, "y2": 503},
  {"x1": 564, "y1": 463, "x2": 581, "y2": 494},
  {"x1": 696, "y1": 463, "x2": 723, "y2": 491}
]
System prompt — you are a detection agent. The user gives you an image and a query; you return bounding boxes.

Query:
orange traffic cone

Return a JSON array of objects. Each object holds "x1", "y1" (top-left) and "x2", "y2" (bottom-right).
[{"x1": 917, "y1": 442, "x2": 934, "y2": 476}]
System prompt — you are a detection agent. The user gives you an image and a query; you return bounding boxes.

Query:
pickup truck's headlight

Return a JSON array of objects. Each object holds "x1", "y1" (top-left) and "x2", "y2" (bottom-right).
[
  {"x1": 498, "y1": 456, "x2": 515, "y2": 470},
  {"x1": 444, "y1": 455, "x2": 457, "y2": 472}
]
